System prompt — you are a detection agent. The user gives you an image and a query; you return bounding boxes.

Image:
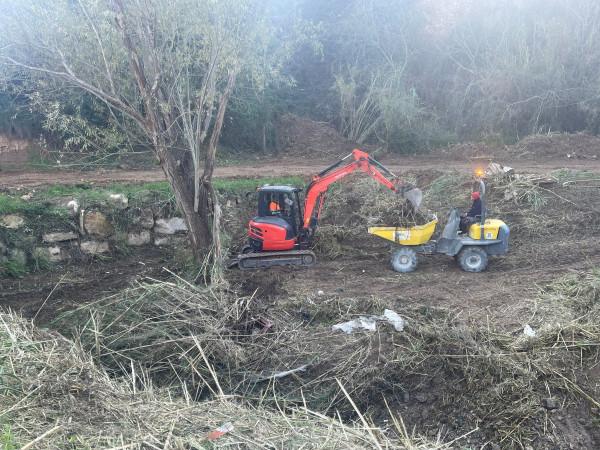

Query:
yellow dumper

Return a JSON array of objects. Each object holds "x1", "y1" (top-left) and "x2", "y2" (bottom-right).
[{"x1": 368, "y1": 179, "x2": 510, "y2": 273}]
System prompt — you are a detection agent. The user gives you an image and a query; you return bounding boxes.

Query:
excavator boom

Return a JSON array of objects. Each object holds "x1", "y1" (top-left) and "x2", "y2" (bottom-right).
[{"x1": 302, "y1": 149, "x2": 421, "y2": 230}]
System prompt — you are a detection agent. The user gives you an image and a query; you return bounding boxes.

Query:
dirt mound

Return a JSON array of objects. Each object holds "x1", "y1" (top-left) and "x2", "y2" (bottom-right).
[
  {"x1": 275, "y1": 113, "x2": 378, "y2": 159},
  {"x1": 273, "y1": 114, "x2": 600, "y2": 165},
  {"x1": 428, "y1": 132, "x2": 600, "y2": 162},
  {"x1": 508, "y1": 132, "x2": 600, "y2": 159}
]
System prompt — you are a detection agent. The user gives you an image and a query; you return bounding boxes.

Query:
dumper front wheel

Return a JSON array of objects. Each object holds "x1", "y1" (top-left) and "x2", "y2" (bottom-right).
[
  {"x1": 459, "y1": 247, "x2": 488, "y2": 272},
  {"x1": 391, "y1": 248, "x2": 418, "y2": 273}
]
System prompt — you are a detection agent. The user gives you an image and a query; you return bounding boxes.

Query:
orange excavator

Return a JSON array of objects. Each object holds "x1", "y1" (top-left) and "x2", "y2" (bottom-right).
[{"x1": 233, "y1": 149, "x2": 422, "y2": 269}]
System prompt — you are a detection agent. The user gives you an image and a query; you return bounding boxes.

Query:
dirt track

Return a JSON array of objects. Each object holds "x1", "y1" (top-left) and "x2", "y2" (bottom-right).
[{"x1": 1, "y1": 154, "x2": 598, "y2": 190}]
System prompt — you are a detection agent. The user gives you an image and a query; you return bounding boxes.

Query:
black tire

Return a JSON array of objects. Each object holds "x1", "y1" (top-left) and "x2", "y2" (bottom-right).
[
  {"x1": 459, "y1": 247, "x2": 488, "y2": 272},
  {"x1": 391, "y1": 248, "x2": 418, "y2": 273}
]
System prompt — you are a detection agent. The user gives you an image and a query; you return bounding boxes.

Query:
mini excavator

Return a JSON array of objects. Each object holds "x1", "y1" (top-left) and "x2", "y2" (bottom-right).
[{"x1": 232, "y1": 149, "x2": 422, "y2": 269}]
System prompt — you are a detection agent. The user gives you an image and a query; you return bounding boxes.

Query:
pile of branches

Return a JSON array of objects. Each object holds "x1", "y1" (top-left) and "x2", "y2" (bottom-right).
[
  {"x1": 1, "y1": 310, "x2": 432, "y2": 449},
  {"x1": 45, "y1": 268, "x2": 600, "y2": 447}
]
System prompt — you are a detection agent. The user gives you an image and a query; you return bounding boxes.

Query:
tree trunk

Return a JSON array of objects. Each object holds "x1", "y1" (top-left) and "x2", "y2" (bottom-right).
[
  {"x1": 160, "y1": 149, "x2": 211, "y2": 262},
  {"x1": 261, "y1": 122, "x2": 267, "y2": 154}
]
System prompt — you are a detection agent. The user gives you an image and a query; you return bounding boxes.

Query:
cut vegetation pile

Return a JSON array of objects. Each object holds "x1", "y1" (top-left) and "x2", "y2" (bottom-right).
[
  {"x1": 1, "y1": 311, "x2": 434, "y2": 449},
  {"x1": 38, "y1": 266, "x2": 600, "y2": 448}
]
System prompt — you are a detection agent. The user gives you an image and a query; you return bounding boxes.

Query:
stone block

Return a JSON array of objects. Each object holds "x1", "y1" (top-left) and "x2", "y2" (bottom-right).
[
  {"x1": 127, "y1": 231, "x2": 151, "y2": 246},
  {"x1": 43, "y1": 231, "x2": 78, "y2": 243},
  {"x1": 154, "y1": 217, "x2": 188, "y2": 235},
  {"x1": 84, "y1": 211, "x2": 115, "y2": 237},
  {"x1": 81, "y1": 240, "x2": 109, "y2": 255},
  {"x1": 1, "y1": 214, "x2": 25, "y2": 229},
  {"x1": 108, "y1": 193, "x2": 129, "y2": 210}
]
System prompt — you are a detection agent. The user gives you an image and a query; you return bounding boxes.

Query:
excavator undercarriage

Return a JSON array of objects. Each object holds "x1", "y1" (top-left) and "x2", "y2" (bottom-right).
[{"x1": 236, "y1": 249, "x2": 317, "y2": 270}]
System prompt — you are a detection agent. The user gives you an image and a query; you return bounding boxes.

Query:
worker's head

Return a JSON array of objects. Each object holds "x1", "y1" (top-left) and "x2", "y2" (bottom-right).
[{"x1": 472, "y1": 191, "x2": 480, "y2": 200}]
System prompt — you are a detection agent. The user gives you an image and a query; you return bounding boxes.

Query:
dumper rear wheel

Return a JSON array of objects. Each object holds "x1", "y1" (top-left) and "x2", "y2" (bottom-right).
[
  {"x1": 391, "y1": 248, "x2": 418, "y2": 273},
  {"x1": 459, "y1": 246, "x2": 488, "y2": 272}
]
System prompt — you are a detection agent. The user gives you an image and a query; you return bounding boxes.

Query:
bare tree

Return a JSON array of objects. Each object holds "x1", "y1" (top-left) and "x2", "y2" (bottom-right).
[{"x1": 0, "y1": 0, "x2": 275, "y2": 265}]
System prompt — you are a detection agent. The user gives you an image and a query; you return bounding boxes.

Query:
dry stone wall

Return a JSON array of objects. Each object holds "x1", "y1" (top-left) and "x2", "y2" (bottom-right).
[{"x1": 0, "y1": 193, "x2": 189, "y2": 268}]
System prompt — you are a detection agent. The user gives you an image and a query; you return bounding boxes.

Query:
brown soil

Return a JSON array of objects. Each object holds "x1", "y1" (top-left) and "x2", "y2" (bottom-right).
[
  {"x1": 1, "y1": 116, "x2": 600, "y2": 448},
  {"x1": 0, "y1": 246, "x2": 174, "y2": 324}
]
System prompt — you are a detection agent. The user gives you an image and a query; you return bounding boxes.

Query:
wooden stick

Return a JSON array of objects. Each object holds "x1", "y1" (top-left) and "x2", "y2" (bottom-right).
[
  {"x1": 192, "y1": 335, "x2": 225, "y2": 399},
  {"x1": 21, "y1": 425, "x2": 62, "y2": 450},
  {"x1": 336, "y1": 378, "x2": 382, "y2": 450},
  {"x1": 33, "y1": 272, "x2": 68, "y2": 321}
]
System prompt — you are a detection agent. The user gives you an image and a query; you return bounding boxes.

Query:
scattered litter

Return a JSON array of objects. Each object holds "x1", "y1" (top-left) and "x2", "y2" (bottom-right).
[
  {"x1": 332, "y1": 317, "x2": 377, "y2": 333},
  {"x1": 21, "y1": 192, "x2": 34, "y2": 201},
  {"x1": 258, "y1": 317, "x2": 273, "y2": 334},
  {"x1": 252, "y1": 364, "x2": 310, "y2": 383},
  {"x1": 523, "y1": 324, "x2": 536, "y2": 337},
  {"x1": 67, "y1": 200, "x2": 80, "y2": 213},
  {"x1": 383, "y1": 309, "x2": 406, "y2": 331},
  {"x1": 332, "y1": 309, "x2": 407, "y2": 334},
  {"x1": 317, "y1": 290, "x2": 324, "y2": 296},
  {"x1": 204, "y1": 422, "x2": 234, "y2": 440}
]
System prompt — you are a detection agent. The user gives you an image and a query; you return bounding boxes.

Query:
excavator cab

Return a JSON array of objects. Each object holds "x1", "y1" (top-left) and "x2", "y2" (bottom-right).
[{"x1": 249, "y1": 186, "x2": 302, "y2": 252}]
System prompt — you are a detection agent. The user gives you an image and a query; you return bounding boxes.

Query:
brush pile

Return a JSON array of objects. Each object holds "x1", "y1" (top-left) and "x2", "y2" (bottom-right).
[
  {"x1": 36, "y1": 268, "x2": 600, "y2": 447},
  {"x1": 1, "y1": 310, "x2": 422, "y2": 449},
  {"x1": 318, "y1": 176, "x2": 434, "y2": 229}
]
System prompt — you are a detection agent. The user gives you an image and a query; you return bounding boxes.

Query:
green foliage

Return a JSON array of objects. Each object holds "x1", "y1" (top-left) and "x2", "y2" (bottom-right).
[
  {"x1": 0, "y1": 425, "x2": 19, "y2": 450},
  {"x1": 426, "y1": 172, "x2": 465, "y2": 199},
  {"x1": 330, "y1": 2, "x2": 425, "y2": 148},
  {"x1": 31, "y1": 247, "x2": 51, "y2": 272},
  {"x1": 0, "y1": 194, "x2": 59, "y2": 219},
  {"x1": 0, "y1": 259, "x2": 27, "y2": 278},
  {"x1": 523, "y1": 187, "x2": 548, "y2": 211},
  {"x1": 212, "y1": 177, "x2": 305, "y2": 195},
  {"x1": 39, "y1": 182, "x2": 174, "y2": 209},
  {"x1": 552, "y1": 169, "x2": 598, "y2": 180},
  {"x1": 0, "y1": 195, "x2": 25, "y2": 215}
]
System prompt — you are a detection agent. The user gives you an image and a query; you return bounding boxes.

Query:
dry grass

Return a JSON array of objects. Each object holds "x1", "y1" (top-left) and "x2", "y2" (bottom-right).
[
  {"x1": 310, "y1": 225, "x2": 365, "y2": 260},
  {"x1": 0, "y1": 310, "x2": 455, "y2": 449},
  {"x1": 34, "y1": 267, "x2": 600, "y2": 447},
  {"x1": 349, "y1": 178, "x2": 431, "y2": 227}
]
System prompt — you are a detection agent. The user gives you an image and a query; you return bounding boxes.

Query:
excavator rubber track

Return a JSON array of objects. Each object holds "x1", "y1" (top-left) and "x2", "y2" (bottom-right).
[{"x1": 236, "y1": 249, "x2": 317, "y2": 270}]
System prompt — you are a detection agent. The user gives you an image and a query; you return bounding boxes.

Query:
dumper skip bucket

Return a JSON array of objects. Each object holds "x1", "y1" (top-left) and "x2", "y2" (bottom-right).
[{"x1": 368, "y1": 218, "x2": 438, "y2": 246}]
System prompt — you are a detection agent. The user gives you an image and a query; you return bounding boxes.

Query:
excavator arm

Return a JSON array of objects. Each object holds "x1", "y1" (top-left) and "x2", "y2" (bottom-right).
[{"x1": 301, "y1": 149, "x2": 422, "y2": 233}]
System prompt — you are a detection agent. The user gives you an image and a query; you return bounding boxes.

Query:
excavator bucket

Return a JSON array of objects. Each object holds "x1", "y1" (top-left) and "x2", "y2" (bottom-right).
[{"x1": 402, "y1": 186, "x2": 423, "y2": 211}]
